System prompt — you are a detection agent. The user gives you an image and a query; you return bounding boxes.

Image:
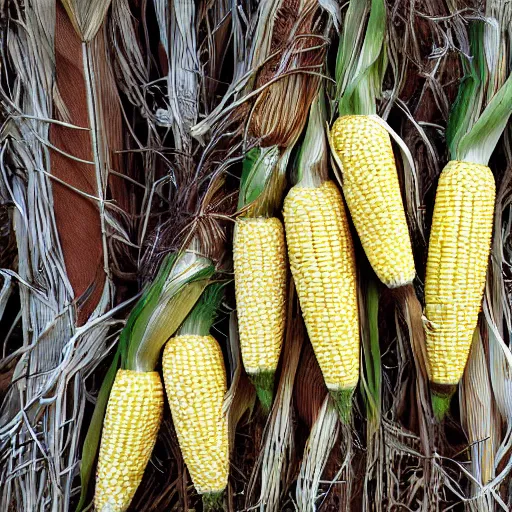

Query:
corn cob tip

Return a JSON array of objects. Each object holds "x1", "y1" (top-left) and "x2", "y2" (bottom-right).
[
  {"x1": 202, "y1": 490, "x2": 225, "y2": 512},
  {"x1": 248, "y1": 370, "x2": 275, "y2": 415},
  {"x1": 385, "y1": 273, "x2": 416, "y2": 289},
  {"x1": 96, "y1": 504, "x2": 122, "y2": 512},
  {"x1": 330, "y1": 387, "x2": 355, "y2": 425}
]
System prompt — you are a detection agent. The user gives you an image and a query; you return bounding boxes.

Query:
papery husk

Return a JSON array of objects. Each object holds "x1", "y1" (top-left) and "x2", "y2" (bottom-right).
[
  {"x1": 294, "y1": 340, "x2": 328, "y2": 429},
  {"x1": 153, "y1": 0, "x2": 199, "y2": 157},
  {"x1": 459, "y1": 5, "x2": 512, "y2": 507},
  {"x1": 0, "y1": 2, "x2": 128, "y2": 510},
  {"x1": 481, "y1": 113, "x2": 512, "y2": 510},
  {"x1": 295, "y1": 396, "x2": 340, "y2": 510},
  {"x1": 197, "y1": 0, "x2": 232, "y2": 112},
  {"x1": 249, "y1": 0, "x2": 329, "y2": 147},
  {"x1": 460, "y1": 328, "x2": 499, "y2": 492}
]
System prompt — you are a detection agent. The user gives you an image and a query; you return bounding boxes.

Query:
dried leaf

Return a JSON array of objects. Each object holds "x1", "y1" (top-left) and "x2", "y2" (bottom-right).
[
  {"x1": 61, "y1": 0, "x2": 113, "y2": 42},
  {"x1": 51, "y1": 4, "x2": 106, "y2": 324},
  {"x1": 250, "y1": 0, "x2": 329, "y2": 147}
]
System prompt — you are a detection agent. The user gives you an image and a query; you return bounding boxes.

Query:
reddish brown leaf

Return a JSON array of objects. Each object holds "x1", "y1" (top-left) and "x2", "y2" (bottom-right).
[
  {"x1": 91, "y1": 27, "x2": 130, "y2": 213},
  {"x1": 294, "y1": 339, "x2": 328, "y2": 429},
  {"x1": 50, "y1": 3, "x2": 104, "y2": 325}
]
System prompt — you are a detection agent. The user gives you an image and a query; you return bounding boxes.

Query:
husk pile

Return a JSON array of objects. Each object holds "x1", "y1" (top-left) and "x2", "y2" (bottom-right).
[{"x1": 0, "y1": 1, "x2": 511, "y2": 511}]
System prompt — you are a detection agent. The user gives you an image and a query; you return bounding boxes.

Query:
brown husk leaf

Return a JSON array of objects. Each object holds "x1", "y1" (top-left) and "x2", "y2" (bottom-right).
[{"x1": 250, "y1": 0, "x2": 329, "y2": 147}]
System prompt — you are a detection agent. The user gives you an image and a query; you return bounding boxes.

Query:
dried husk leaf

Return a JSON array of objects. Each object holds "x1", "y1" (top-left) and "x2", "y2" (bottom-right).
[
  {"x1": 51, "y1": 4, "x2": 105, "y2": 324},
  {"x1": 295, "y1": 396, "x2": 340, "y2": 510},
  {"x1": 460, "y1": 328, "x2": 498, "y2": 488},
  {"x1": 249, "y1": 0, "x2": 329, "y2": 147},
  {"x1": 61, "y1": 0, "x2": 113, "y2": 42},
  {"x1": 91, "y1": 27, "x2": 129, "y2": 213},
  {"x1": 294, "y1": 340, "x2": 327, "y2": 429}
]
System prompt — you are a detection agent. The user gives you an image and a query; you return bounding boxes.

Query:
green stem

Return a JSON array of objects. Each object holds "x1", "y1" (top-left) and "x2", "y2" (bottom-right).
[
  {"x1": 249, "y1": 370, "x2": 276, "y2": 415},
  {"x1": 202, "y1": 491, "x2": 225, "y2": 512},
  {"x1": 431, "y1": 385, "x2": 456, "y2": 422},
  {"x1": 330, "y1": 387, "x2": 355, "y2": 425},
  {"x1": 361, "y1": 278, "x2": 381, "y2": 426}
]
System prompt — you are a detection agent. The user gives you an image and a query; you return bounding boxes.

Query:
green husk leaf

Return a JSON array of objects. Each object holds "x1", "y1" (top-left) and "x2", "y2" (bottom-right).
[
  {"x1": 126, "y1": 251, "x2": 215, "y2": 371},
  {"x1": 237, "y1": 145, "x2": 282, "y2": 217},
  {"x1": 446, "y1": 22, "x2": 486, "y2": 159},
  {"x1": 330, "y1": 387, "x2": 355, "y2": 425},
  {"x1": 431, "y1": 390, "x2": 453, "y2": 422},
  {"x1": 248, "y1": 370, "x2": 275, "y2": 415},
  {"x1": 238, "y1": 147, "x2": 263, "y2": 208},
  {"x1": 76, "y1": 350, "x2": 120, "y2": 512},
  {"x1": 120, "y1": 253, "x2": 177, "y2": 368},
  {"x1": 202, "y1": 490, "x2": 225, "y2": 511},
  {"x1": 457, "y1": 73, "x2": 512, "y2": 164},
  {"x1": 336, "y1": 0, "x2": 387, "y2": 116},
  {"x1": 360, "y1": 279, "x2": 381, "y2": 426},
  {"x1": 296, "y1": 91, "x2": 328, "y2": 187},
  {"x1": 178, "y1": 282, "x2": 225, "y2": 336},
  {"x1": 446, "y1": 20, "x2": 512, "y2": 164},
  {"x1": 335, "y1": 1, "x2": 368, "y2": 93}
]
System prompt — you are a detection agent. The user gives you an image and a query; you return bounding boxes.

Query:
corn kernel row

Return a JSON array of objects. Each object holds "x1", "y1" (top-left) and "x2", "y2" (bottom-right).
[
  {"x1": 424, "y1": 161, "x2": 495, "y2": 385},
  {"x1": 94, "y1": 116, "x2": 496, "y2": 512}
]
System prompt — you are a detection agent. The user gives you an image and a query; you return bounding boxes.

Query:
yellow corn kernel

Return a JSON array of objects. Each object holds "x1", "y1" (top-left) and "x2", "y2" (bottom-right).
[
  {"x1": 330, "y1": 115, "x2": 416, "y2": 288},
  {"x1": 283, "y1": 180, "x2": 359, "y2": 390},
  {"x1": 424, "y1": 160, "x2": 495, "y2": 385},
  {"x1": 95, "y1": 370, "x2": 164, "y2": 512},
  {"x1": 233, "y1": 217, "x2": 287, "y2": 375},
  {"x1": 162, "y1": 335, "x2": 229, "y2": 494}
]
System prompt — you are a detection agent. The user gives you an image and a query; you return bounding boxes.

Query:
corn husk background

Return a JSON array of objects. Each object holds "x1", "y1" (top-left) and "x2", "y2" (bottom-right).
[{"x1": 0, "y1": 0, "x2": 511, "y2": 511}]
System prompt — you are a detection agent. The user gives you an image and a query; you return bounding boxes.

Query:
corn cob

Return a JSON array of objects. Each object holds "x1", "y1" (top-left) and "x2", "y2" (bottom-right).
[
  {"x1": 424, "y1": 160, "x2": 495, "y2": 386},
  {"x1": 233, "y1": 217, "x2": 286, "y2": 379},
  {"x1": 91, "y1": 252, "x2": 213, "y2": 511},
  {"x1": 94, "y1": 370, "x2": 164, "y2": 512},
  {"x1": 283, "y1": 180, "x2": 359, "y2": 418},
  {"x1": 330, "y1": 115, "x2": 416, "y2": 288},
  {"x1": 162, "y1": 334, "x2": 229, "y2": 496}
]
